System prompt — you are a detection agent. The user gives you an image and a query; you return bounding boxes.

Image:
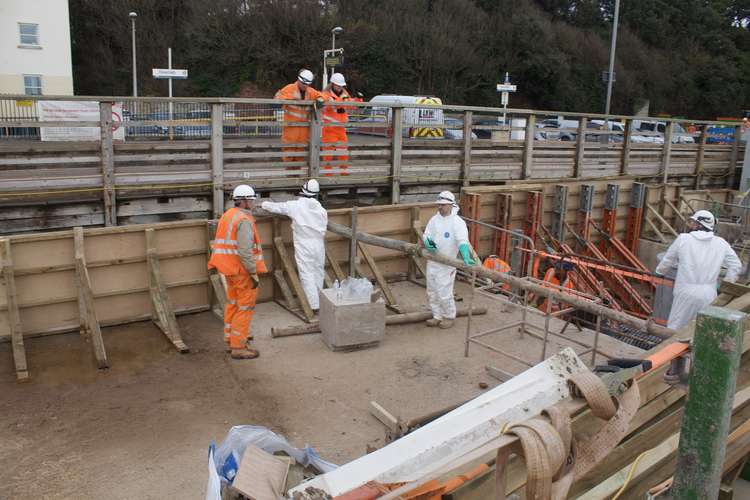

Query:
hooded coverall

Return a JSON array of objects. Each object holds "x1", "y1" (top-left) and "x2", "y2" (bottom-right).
[
  {"x1": 261, "y1": 197, "x2": 328, "y2": 310},
  {"x1": 422, "y1": 207, "x2": 469, "y2": 321},
  {"x1": 274, "y1": 83, "x2": 325, "y2": 165},
  {"x1": 655, "y1": 230, "x2": 741, "y2": 330},
  {"x1": 321, "y1": 87, "x2": 352, "y2": 176},
  {"x1": 208, "y1": 207, "x2": 267, "y2": 349}
]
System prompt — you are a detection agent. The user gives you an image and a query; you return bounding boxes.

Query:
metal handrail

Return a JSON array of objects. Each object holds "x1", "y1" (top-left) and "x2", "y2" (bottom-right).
[{"x1": 459, "y1": 215, "x2": 536, "y2": 277}]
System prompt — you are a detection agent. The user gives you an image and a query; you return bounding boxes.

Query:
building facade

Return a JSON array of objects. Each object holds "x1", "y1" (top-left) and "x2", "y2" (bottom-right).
[{"x1": 0, "y1": 0, "x2": 74, "y2": 95}]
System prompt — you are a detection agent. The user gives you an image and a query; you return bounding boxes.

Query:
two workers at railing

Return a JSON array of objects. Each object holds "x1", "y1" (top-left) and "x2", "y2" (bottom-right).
[{"x1": 275, "y1": 68, "x2": 357, "y2": 176}]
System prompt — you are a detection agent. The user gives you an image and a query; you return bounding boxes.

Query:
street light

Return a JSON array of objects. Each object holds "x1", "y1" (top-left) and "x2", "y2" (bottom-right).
[
  {"x1": 604, "y1": 0, "x2": 620, "y2": 115},
  {"x1": 129, "y1": 12, "x2": 138, "y2": 98},
  {"x1": 323, "y1": 26, "x2": 344, "y2": 88}
]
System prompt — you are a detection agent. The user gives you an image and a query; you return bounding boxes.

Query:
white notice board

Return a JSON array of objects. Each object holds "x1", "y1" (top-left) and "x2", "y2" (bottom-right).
[{"x1": 39, "y1": 101, "x2": 125, "y2": 142}]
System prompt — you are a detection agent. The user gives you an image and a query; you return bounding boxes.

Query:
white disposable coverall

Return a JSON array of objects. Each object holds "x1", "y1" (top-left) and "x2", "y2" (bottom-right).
[
  {"x1": 262, "y1": 197, "x2": 328, "y2": 309},
  {"x1": 655, "y1": 230, "x2": 741, "y2": 330},
  {"x1": 422, "y1": 207, "x2": 469, "y2": 320}
]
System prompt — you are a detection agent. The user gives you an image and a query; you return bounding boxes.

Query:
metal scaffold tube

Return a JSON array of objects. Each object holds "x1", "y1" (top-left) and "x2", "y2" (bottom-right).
[{"x1": 326, "y1": 220, "x2": 676, "y2": 340}]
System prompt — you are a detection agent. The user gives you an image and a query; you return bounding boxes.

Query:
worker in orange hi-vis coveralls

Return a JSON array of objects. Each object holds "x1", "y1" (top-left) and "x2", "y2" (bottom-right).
[
  {"x1": 537, "y1": 261, "x2": 575, "y2": 313},
  {"x1": 482, "y1": 255, "x2": 511, "y2": 291},
  {"x1": 274, "y1": 69, "x2": 326, "y2": 168},
  {"x1": 208, "y1": 185, "x2": 267, "y2": 360},
  {"x1": 321, "y1": 73, "x2": 354, "y2": 176}
]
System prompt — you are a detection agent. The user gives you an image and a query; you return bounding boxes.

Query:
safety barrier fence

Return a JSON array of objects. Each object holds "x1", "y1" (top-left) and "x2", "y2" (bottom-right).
[{"x1": 0, "y1": 95, "x2": 744, "y2": 234}]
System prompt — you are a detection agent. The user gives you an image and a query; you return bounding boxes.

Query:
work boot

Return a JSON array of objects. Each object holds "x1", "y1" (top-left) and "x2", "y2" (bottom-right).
[
  {"x1": 231, "y1": 348, "x2": 260, "y2": 360},
  {"x1": 425, "y1": 318, "x2": 441, "y2": 327},
  {"x1": 439, "y1": 319, "x2": 455, "y2": 329}
]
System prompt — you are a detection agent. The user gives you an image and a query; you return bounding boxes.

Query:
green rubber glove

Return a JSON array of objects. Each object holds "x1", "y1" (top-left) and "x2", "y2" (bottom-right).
[
  {"x1": 459, "y1": 243, "x2": 476, "y2": 266},
  {"x1": 424, "y1": 236, "x2": 437, "y2": 253}
]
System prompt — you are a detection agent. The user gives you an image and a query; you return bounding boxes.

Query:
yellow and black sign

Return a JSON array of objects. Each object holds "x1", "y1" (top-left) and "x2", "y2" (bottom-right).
[{"x1": 409, "y1": 97, "x2": 444, "y2": 138}]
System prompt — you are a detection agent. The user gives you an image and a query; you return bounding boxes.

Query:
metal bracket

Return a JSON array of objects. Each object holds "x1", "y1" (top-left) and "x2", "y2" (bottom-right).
[
  {"x1": 551, "y1": 185, "x2": 568, "y2": 242},
  {"x1": 579, "y1": 184, "x2": 594, "y2": 213},
  {"x1": 631, "y1": 182, "x2": 646, "y2": 209},
  {"x1": 509, "y1": 230, "x2": 525, "y2": 277},
  {"x1": 604, "y1": 183, "x2": 620, "y2": 210}
]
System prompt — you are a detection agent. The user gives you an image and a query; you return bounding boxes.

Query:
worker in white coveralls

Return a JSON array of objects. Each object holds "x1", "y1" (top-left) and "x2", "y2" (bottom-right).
[
  {"x1": 422, "y1": 191, "x2": 477, "y2": 329},
  {"x1": 655, "y1": 210, "x2": 742, "y2": 330},
  {"x1": 261, "y1": 179, "x2": 328, "y2": 311}
]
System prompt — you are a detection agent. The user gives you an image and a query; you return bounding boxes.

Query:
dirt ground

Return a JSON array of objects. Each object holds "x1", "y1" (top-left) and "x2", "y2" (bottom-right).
[{"x1": 0, "y1": 281, "x2": 643, "y2": 500}]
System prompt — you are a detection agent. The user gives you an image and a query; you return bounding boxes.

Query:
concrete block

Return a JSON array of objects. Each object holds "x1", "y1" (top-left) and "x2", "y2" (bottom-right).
[{"x1": 319, "y1": 288, "x2": 385, "y2": 351}]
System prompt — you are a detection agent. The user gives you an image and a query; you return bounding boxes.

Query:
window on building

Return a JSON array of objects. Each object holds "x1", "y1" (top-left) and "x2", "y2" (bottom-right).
[
  {"x1": 24, "y1": 75, "x2": 42, "y2": 95},
  {"x1": 19, "y1": 23, "x2": 39, "y2": 46}
]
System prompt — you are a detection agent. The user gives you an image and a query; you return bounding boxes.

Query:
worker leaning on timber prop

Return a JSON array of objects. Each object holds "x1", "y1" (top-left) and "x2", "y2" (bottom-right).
[
  {"x1": 261, "y1": 179, "x2": 328, "y2": 312},
  {"x1": 655, "y1": 209, "x2": 741, "y2": 330},
  {"x1": 421, "y1": 191, "x2": 477, "y2": 329},
  {"x1": 321, "y1": 72, "x2": 355, "y2": 176},
  {"x1": 208, "y1": 185, "x2": 267, "y2": 360}
]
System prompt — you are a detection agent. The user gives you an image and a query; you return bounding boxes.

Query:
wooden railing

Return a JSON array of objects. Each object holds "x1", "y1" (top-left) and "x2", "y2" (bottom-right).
[{"x1": 0, "y1": 95, "x2": 744, "y2": 234}]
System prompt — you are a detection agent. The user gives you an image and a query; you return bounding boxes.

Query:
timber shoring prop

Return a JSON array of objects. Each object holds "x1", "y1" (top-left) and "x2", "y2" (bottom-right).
[
  {"x1": 271, "y1": 306, "x2": 487, "y2": 338},
  {"x1": 325, "y1": 220, "x2": 676, "y2": 340}
]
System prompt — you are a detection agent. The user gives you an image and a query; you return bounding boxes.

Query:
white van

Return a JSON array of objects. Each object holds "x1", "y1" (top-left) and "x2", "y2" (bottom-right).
[{"x1": 357, "y1": 95, "x2": 445, "y2": 138}]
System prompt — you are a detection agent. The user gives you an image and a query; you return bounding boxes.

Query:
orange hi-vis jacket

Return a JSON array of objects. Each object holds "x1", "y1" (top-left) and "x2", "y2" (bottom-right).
[
  {"x1": 275, "y1": 83, "x2": 324, "y2": 128},
  {"x1": 208, "y1": 208, "x2": 268, "y2": 276},
  {"x1": 321, "y1": 89, "x2": 352, "y2": 129},
  {"x1": 482, "y1": 255, "x2": 511, "y2": 290},
  {"x1": 538, "y1": 267, "x2": 574, "y2": 312}
]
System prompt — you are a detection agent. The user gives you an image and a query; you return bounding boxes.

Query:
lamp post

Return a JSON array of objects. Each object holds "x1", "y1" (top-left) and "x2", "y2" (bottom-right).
[
  {"x1": 323, "y1": 26, "x2": 344, "y2": 88},
  {"x1": 604, "y1": 0, "x2": 620, "y2": 115},
  {"x1": 129, "y1": 12, "x2": 138, "y2": 98}
]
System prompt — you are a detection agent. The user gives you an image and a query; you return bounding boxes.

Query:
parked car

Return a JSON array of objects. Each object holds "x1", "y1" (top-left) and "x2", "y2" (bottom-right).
[
  {"x1": 124, "y1": 111, "x2": 169, "y2": 137},
  {"x1": 632, "y1": 120, "x2": 694, "y2": 144},
  {"x1": 443, "y1": 117, "x2": 478, "y2": 140}
]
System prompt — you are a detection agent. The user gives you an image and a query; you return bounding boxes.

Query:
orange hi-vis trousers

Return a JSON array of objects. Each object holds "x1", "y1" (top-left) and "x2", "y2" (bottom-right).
[
  {"x1": 321, "y1": 127, "x2": 349, "y2": 176},
  {"x1": 224, "y1": 273, "x2": 258, "y2": 349}
]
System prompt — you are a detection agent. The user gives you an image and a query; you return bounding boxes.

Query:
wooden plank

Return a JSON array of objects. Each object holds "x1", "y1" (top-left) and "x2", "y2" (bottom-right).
[
  {"x1": 273, "y1": 236, "x2": 315, "y2": 320},
  {"x1": 325, "y1": 245, "x2": 346, "y2": 282},
  {"x1": 145, "y1": 228, "x2": 189, "y2": 353},
  {"x1": 1, "y1": 239, "x2": 29, "y2": 381},
  {"x1": 391, "y1": 107, "x2": 404, "y2": 203},
  {"x1": 73, "y1": 227, "x2": 109, "y2": 369},
  {"x1": 358, "y1": 241, "x2": 398, "y2": 307},
  {"x1": 209, "y1": 274, "x2": 227, "y2": 320},
  {"x1": 573, "y1": 116, "x2": 587, "y2": 178},
  {"x1": 461, "y1": 110, "x2": 473, "y2": 186},
  {"x1": 210, "y1": 103, "x2": 225, "y2": 218},
  {"x1": 661, "y1": 121, "x2": 674, "y2": 184},
  {"x1": 309, "y1": 106, "x2": 321, "y2": 178},
  {"x1": 719, "y1": 281, "x2": 750, "y2": 298},
  {"x1": 273, "y1": 269, "x2": 299, "y2": 310},
  {"x1": 521, "y1": 114, "x2": 536, "y2": 179},
  {"x1": 621, "y1": 119, "x2": 632, "y2": 175},
  {"x1": 349, "y1": 206, "x2": 358, "y2": 278},
  {"x1": 647, "y1": 203, "x2": 679, "y2": 238},
  {"x1": 369, "y1": 401, "x2": 400, "y2": 433},
  {"x1": 694, "y1": 125, "x2": 708, "y2": 189},
  {"x1": 100, "y1": 102, "x2": 116, "y2": 226},
  {"x1": 411, "y1": 223, "x2": 428, "y2": 280}
]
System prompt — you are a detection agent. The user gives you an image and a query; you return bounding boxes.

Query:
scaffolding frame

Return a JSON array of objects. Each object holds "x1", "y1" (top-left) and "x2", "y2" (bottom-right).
[{"x1": 463, "y1": 275, "x2": 608, "y2": 375}]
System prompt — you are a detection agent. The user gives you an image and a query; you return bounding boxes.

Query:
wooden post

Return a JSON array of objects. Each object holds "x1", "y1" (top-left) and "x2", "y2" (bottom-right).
[
  {"x1": 309, "y1": 104, "x2": 322, "y2": 179},
  {"x1": 73, "y1": 227, "x2": 109, "y2": 369},
  {"x1": 408, "y1": 207, "x2": 420, "y2": 281},
  {"x1": 661, "y1": 121, "x2": 674, "y2": 185},
  {"x1": 461, "y1": 110, "x2": 473, "y2": 186},
  {"x1": 145, "y1": 228, "x2": 189, "y2": 352},
  {"x1": 728, "y1": 125, "x2": 742, "y2": 189},
  {"x1": 672, "y1": 306, "x2": 746, "y2": 499},
  {"x1": 620, "y1": 119, "x2": 632, "y2": 175},
  {"x1": 495, "y1": 193, "x2": 512, "y2": 261},
  {"x1": 99, "y1": 102, "x2": 116, "y2": 226},
  {"x1": 521, "y1": 114, "x2": 536, "y2": 179},
  {"x1": 358, "y1": 242, "x2": 398, "y2": 309},
  {"x1": 273, "y1": 236, "x2": 315, "y2": 320},
  {"x1": 573, "y1": 116, "x2": 587, "y2": 178},
  {"x1": 349, "y1": 206, "x2": 358, "y2": 277},
  {"x1": 694, "y1": 124, "x2": 708, "y2": 190},
  {"x1": 1, "y1": 239, "x2": 28, "y2": 381},
  {"x1": 211, "y1": 103, "x2": 225, "y2": 219},
  {"x1": 390, "y1": 107, "x2": 403, "y2": 204}
]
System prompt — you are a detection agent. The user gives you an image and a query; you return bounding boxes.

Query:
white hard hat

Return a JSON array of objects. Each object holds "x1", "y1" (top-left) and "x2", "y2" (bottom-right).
[
  {"x1": 298, "y1": 69, "x2": 314, "y2": 85},
  {"x1": 301, "y1": 179, "x2": 320, "y2": 197},
  {"x1": 690, "y1": 209, "x2": 715, "y2": 231},
  {"x1": 436, "y1": 191, "x2": 456, "y2": 205},
  {"x1": 330, "y1": 73, "x2": 347, "y2": 87},
  {"x1": 232, "y1": 184, "x2": 257, "y2": 200}
]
